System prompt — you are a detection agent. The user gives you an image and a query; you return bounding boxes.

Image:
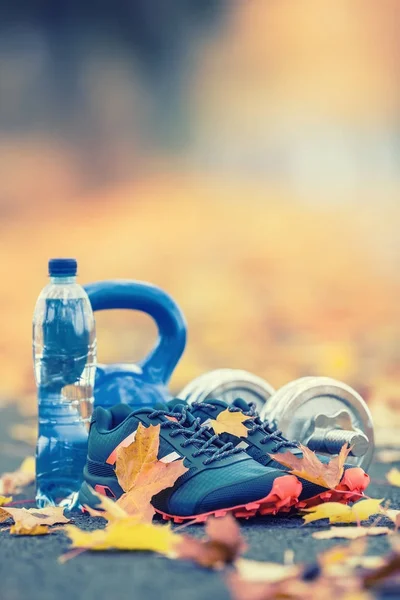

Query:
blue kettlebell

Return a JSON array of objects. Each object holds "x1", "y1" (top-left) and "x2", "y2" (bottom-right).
[{"x1": 84, "y1": 279, "x2": 187, "y2": 409}]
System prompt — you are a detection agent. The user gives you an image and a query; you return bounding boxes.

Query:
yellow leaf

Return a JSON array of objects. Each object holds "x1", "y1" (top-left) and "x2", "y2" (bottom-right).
[
  {"x1": 351, "y1": 499, "x2": 384, "y2": 522},
  {"x1": 271, "y1": 443, "x2": 351, "y2": 489},
  {"x1": 387, "y1": 468, "x2": 400, "y2": 487},
  {"x1": 303, "y1": 498, "x2": 384, "y2": 525},
  {"x1": 313, "y1": 526, "x2": 391, "y2": 540},
  {"x1": 65, "y1": 520, "x2": 178, "y2": 555},
  {"x1": 210, "y1": 409, "x2": 249, "y2": 438},
  {"x1": 115, "y1": 423, "x2": 159, "y2": 492},
  {"x1": 0, "y1": 496, "x2": 12, "y2": 506},
  {"x1": 10, "y1": 523, "x2": 49, "y2": 536},
  {"x1": 302, "y1": 502, "x2": 352, "y2": 524}
]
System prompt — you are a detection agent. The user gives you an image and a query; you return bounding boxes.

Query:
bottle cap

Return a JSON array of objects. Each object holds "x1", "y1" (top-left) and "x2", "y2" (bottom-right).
[{"x1": 48, "y1": 258, "x2": 77, "y2": 277}]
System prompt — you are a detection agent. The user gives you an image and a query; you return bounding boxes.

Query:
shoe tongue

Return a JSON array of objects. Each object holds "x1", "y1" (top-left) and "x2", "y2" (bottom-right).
[
  {"x1": 167, "y1": 398, "x2": 188, "y2": 410},
  {"x1": 153, "y1": 401, "x2": 169, "y2": 411},
  {"x1": 171, "y1": 403, "x2": 197, "y2": 426},
  {"x1": 232, "y1": 397, "x2": 252, "y2": 412}
]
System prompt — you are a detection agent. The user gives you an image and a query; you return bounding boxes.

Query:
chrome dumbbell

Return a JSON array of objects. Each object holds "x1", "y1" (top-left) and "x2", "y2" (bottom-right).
[
  {"x1": 179, "y1": 368, "x2": 276, "y2": 413},
  {"x1": 179, "y1": 370, "x2": 374, "y2": 470}
]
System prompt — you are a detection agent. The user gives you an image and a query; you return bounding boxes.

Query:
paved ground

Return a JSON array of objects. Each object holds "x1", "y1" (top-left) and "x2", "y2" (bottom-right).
[{"x1": 0, "y1": 404, "x2": 399, "y2": 600}]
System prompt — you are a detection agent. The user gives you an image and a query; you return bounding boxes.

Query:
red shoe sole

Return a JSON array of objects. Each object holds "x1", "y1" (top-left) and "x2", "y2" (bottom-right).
[
  {"x1": 154, "y1": 474, "x2": 302, "y2": 524},
  {"x1": 295, "y1": 467, "x2": 370, "y2": 510}
]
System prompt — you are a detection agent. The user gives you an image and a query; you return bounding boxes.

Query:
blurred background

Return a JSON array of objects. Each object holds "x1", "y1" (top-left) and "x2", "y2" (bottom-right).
[{"x1": 1, "y1": 0, "x2": 400, "y2": 434}]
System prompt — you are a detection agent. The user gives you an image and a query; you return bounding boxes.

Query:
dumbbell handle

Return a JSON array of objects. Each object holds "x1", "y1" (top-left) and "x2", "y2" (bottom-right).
[{"x1": 308, "y1": 428, "x2": 370, "y2": 457}]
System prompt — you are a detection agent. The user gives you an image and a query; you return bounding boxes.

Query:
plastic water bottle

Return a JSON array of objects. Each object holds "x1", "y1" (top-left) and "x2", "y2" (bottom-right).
[{"x1": 33, "y1": 258, "x2": 96, "y2": 510}]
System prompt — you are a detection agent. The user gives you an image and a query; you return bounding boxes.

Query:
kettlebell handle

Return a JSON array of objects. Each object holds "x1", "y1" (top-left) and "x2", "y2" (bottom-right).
[{"x1": 84, "y1": 280, "x2": 187, "y2": 384}]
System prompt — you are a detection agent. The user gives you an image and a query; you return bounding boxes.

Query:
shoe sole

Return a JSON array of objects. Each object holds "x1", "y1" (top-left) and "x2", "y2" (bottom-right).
[
  {"x1": 155, "y1": 474, "x2": 302, "y2": 524},
  {"x1": 79, "y1": 474, "x2": 301, "y2": 523},
  {"x1": 295, "y1": 467, "x2": 370, "y2": 510}
]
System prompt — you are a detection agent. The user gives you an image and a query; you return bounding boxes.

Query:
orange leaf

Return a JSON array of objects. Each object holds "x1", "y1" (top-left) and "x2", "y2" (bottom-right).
[
  {"x1": 270, "y1": 443, "x2": 351, "y2": 489},
  {"x1": 115, "y1": 423, "x2": 159, "y2": 492},
  {"x1": 176, "y1": 514, "x2": 246, "y2": 568},
  {"x1": 210, "y1": 409, "x2": 249, "y2": 438},
  {"x1": 115, "y1": 424, "x2": 188, "y2": 522}
]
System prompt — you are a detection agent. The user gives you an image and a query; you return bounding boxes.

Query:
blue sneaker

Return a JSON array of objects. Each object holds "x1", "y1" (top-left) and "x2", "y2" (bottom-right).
[
  {"x1": 188, "y1": 398, "x2": 370, "y2": 509},
  {"x1": 78, "y1": 403, "x2": 302, "y2": 523}
]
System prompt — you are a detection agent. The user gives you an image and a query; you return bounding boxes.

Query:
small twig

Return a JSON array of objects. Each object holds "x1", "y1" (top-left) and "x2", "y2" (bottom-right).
[{"x1": 58, "y1": 547, "x2": 88, "y2": 564}]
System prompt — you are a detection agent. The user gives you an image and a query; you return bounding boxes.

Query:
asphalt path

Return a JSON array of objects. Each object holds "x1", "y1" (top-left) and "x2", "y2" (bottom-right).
[{"x1": 0, "y1": 405, "x2": 399, "y2": 600}]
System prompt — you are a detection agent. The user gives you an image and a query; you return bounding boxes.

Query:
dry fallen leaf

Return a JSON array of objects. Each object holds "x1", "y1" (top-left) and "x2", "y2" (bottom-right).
[
  {"x1": 210, "y1": 409, "x2": 249, "y2": 438},
  {"x1": 176, "y1": 514, "x2": 246, "y2": 569},
  {"x1": 302, "y1": 502, "x2": 351, "y2": 524},
  {"x1": 65, "y1": 520, "x2": 178, "y2": 555},
  {"x1": 84, "y1": 489, "x2": 129, "y2": 522},
  {"x1": 115, "y1": 423, "x2": 159, "y2": 492},
  {"x1": 303, "y1": 499, "x2": 384, "y2": 525},
  {"x1": 1, "y1": 506, "x2": 70, "y2": 531},
  {"x1": 115, "y1": 423, "x2": 188, "y2": 522},
  {"x1": 235, "y1": 558, "x2": 300, "y2": 583},
  {"x1": 270, "y1": 443, "x2": 351, "y2": 489},
  {"x1": 387, "y1": 468, "x2": 400, "y2": 487},
  {"x1": 313, "y1": 526, "x2": 391, "y2": 540},
  {"x1": 226, "y1": 570, "x2": 371, "y2": 600},
  {"x1": 10, "y1": 524, "x2": 49, "y2": 536},
  {"x1": 0, "y1": 456, "x2": 35, "y2": 495},
  {"x1": 363, "y1": 552, "x2": 400, "y2": 589}
]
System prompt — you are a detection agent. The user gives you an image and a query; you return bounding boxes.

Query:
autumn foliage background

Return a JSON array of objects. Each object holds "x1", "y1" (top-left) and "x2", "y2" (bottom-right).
[{"x1": 1, "y1": 1, "x2": 400, "y2": 434}]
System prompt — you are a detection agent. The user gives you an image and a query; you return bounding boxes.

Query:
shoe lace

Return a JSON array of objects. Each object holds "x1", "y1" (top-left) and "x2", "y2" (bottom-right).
[
  {"x1": 193, "y1": 401, "x2": 298, "y2": 453},
  {"x1": 148, "y1": 405, "x2": 243, "y2": 465}
]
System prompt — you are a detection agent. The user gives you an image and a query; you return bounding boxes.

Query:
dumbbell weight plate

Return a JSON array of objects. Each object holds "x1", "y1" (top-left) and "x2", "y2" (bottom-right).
[
  {"x1": 179, "y1": 368, "x2": 275, "y2": 413},
  {"x1": 260, "y1": 376, "x2": 374, "y2": 470}
]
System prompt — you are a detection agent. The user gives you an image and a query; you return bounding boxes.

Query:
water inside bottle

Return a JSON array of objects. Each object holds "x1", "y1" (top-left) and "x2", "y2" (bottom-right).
[{"x1": 34, "y1": 280, "x2": 96, "y2": 511}]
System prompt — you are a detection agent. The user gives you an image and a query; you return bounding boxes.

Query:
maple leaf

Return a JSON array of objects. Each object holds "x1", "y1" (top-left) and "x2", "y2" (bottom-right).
[
  {"x1": 10, "y1": 524, "x2": 49, "y2": 536},
  {"x1": 1, "y1": 506, "x2": 70, "y2": 530},
  {"x1": 313, "y1": 526, "x2": 391, "y2": 540},
  {"x1": 84, "y1": 488, "x2": 129, "y2": 522},
  {"x1": 115, "y1": 424, "x2": 188, "y2": 522},
  {"x1": 176, "y1": 514, "x2": 246, "y2": 569},
  {"x1": 210, "y1": 409, "x2": 249, "y2": 438},
  {"x1": 0, "y1": 456, "x2": 35, "y2": 495},
  {"x1": 270, "y1": 443, "x2": 351, "y2": 489},
  {"x1": 115, "y1": 423, "x2": 159, "y2": 492},
  {"x1": 386, "y1": 468, "x2": 400, "y2": 487},
  {"x1": 65, "y1": 520, "x2": 178, "y2": 555},
  {"x1": 302, "y1": 498, "x2": 384, "y2": 524}
]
